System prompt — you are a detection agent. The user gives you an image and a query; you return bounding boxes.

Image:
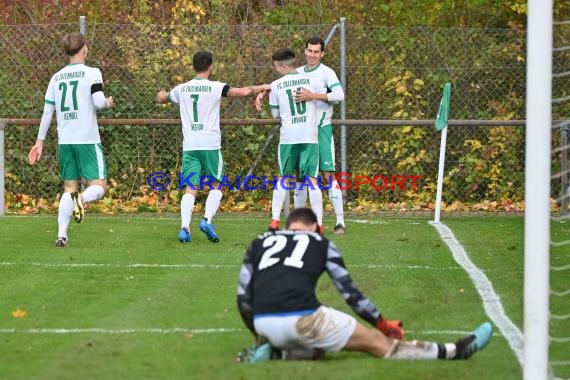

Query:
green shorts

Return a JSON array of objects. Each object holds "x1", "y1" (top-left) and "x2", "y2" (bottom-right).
[
  {"x1": 278, "y1": 143, "x2": 319, "y2": 178},
  {"x1": 318, "y1": 124, "x2": 335, "y2": 172},
  {"x1": 181, "y1": 149, "x2": 225, "y2": 187},
  {"x1": 58, "y1": 143, "x2": 107, "y2": 181}
]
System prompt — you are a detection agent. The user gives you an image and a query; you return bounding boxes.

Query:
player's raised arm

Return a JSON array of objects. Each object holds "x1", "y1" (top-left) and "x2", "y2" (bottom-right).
[{"x1": 227, "y1": 84, "x2": 270, "y2": 98}]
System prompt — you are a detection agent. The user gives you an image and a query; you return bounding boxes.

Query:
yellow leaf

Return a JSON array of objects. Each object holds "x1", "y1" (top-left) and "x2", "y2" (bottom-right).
[{"x1": 11, "y1": 309, "x2": 27, "y2": 318}]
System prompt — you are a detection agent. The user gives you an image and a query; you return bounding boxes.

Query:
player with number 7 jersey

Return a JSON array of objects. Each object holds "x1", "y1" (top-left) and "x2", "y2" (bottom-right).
[{"x1": 155, "y1": 51, "x2": 270, "y2": 244}]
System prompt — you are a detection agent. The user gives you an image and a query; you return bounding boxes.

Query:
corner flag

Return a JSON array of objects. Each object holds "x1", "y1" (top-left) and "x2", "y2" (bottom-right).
[
  {"x1": 435, "y1": 82, "x2": 452, "y2": 131},
  {"x1": 434, "y1": 82, "x2": 452, "y2": 222}
]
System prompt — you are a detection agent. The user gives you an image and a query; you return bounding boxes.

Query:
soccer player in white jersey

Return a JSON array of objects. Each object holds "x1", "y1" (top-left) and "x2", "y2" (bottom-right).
[
  {"x1": 293, "y1": 37, "x2": 346, "y2": 235},
  {"x1": 28, "y1": 32, "x2": 114, "y2": 248},
  {"x1": 156, "y1": 51, "x2": 269, "y2": 243},
  {"x1": 266, "y1": 48, "x2": 327, "y2": 233}
]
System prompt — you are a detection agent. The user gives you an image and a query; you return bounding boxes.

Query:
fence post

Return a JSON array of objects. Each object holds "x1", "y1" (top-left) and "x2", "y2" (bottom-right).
[
  {"x1": 79, "y1": 15, "x2": 86, "y2": 34},
  {"x1": 561, "y1": 126, "x2": 569, "y2": 215},
  {"x1": 0, "y1": 120, "x2": 5, "y2": 216},
  {"x1": 339, "y1": 18, "x2": 347, "y2": 175}
]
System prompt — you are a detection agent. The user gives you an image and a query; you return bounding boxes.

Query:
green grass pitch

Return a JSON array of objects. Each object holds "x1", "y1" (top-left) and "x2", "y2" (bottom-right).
[{"x1": 0, "y1": 214, "x2": 568, "y2": 380}]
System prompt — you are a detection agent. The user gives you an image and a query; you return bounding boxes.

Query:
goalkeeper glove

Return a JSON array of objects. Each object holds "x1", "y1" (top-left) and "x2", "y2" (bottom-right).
[{"x1": 376, "y1": 317, "x2": 404, "y2": 340}]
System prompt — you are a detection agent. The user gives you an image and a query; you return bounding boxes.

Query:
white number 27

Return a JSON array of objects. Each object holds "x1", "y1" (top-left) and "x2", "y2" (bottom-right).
[{"x1": 258, "y1": 234, "x2": 310, "y2": 270}]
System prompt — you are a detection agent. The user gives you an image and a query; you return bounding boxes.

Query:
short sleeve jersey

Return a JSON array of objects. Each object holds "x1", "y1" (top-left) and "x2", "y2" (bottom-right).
[
  {"x1": 168, "y1": 78, "x2": 227, "y2": 151},
  {"x1": 44, "y1": 64, "x2": 103, "y2": 144},
  {"x1": 269, "y1": 72, "x2": 327, "y2": 144},
  {"x1": 297, "y1": 63, "x2": 342, "y2": 128}
]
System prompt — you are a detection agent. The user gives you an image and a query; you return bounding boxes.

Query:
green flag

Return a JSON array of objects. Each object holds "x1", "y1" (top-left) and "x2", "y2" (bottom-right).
[{"x1": 435, "y1": 82, "x2": 451, "y2": 131}]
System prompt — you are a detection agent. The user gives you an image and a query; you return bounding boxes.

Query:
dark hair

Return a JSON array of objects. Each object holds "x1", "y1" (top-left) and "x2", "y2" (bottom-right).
[
  {"x1": 271, "y1": 47, "x2": 296, "y2": 63},
  {"x1": 286, "y1": 208, "x2": 318, "y2": 231},
  {"x1": 62, "y1": 32, "x2": 86, "y2": 56},
  {"x1": 193, "y1": 51, "x2": 213, "y2": 73},
  {"x1": 305, "y1": 36, "x2": 325, "y2": 52}
]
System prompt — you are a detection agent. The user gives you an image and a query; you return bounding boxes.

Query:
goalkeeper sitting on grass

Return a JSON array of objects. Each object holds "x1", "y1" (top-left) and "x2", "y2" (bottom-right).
[{"x1": 236, "y1": 208, "x2": 492, "y2": 362}]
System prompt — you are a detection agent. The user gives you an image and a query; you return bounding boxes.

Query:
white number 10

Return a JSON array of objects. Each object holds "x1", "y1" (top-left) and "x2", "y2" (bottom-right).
[{"x1": 258, "y1": 235, "x2": 310, "y2": 270}]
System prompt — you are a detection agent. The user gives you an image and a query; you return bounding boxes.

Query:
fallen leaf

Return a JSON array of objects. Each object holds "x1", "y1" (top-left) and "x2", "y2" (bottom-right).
[{"x1": 12, "y1": 309, "x2": 27, "y2": 318}]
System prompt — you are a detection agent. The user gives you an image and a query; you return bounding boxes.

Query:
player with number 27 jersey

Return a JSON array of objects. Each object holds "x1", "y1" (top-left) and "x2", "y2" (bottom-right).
[{"x1": 44, "y1": 64, "x2": 104, "y2": 144}]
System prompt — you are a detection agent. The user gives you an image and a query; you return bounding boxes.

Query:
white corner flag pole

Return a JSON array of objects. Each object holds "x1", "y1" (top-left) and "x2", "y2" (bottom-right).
[
  {"x1": 433, "y1": 82, "x2": 451, "y2": 223},
  {"x1": 434, "y1": 126, "x2": 448, "y2": 223}
]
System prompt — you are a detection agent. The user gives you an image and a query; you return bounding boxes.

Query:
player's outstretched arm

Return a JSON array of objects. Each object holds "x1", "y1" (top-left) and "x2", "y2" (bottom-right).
[
  {"x1": 91, "y1": 82, "x2": 114, "y2": 110},
  {"x1": 156, "y1": 90, "x2": 170, "y2": 104},
  {"x1": 227, "y1": 84, "x2": 270, "y2": 98}
]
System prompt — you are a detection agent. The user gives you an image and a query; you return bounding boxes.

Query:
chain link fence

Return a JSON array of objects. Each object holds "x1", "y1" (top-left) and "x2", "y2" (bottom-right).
[{"x1": 1, "y1": 20, "x2": 567, "y2": 214}]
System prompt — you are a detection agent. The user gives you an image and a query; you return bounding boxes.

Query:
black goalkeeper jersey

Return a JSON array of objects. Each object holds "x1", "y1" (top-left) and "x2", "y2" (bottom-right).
[{"x1": 237, "y1": 230, "x2": 382, "y2": 333}]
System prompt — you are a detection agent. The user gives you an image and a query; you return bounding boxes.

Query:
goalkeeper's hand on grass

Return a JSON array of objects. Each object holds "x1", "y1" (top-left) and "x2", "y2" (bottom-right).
[{"x1": 376, "y1": 317, "x2": 404, "y2": 340}]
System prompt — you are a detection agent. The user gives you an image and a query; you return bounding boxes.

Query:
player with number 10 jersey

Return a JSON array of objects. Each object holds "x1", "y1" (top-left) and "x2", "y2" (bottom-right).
[{"x1": 268, "y1": 73, "x2": 327, "y2": 145}]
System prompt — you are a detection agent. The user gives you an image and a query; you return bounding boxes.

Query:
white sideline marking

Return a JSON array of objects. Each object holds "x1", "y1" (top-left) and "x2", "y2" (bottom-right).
[
  {"x1": 0, "y1": 261, "x2": 461, "y2": 271},
  {"x1": 0, "y1": 328, "x2": 241, "y2": 334},
  {"x1": 550, "y1": 361, "x2": 570, "y2": 366},
  {"x1": 0, "y1": 327, "x2": 500, "y2": 337},
  {"x1": 0, "y1": 262, "x2": 236, "y2": 269},
  {"x1": 429, "y1": 221, "x2": 524, "y2": 367},
  {"x1": 5, "y1": 215, "x2": 424, "y2": 224}
]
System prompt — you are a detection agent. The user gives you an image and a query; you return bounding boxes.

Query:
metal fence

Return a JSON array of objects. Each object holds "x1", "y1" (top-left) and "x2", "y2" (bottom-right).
[{"x1": 0, "y1": 19, "x2": 568, "y2": 214}]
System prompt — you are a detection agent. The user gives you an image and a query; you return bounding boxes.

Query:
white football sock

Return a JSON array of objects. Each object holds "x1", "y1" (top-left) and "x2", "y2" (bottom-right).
[
  {"x1": 180, "y1": 193, "x2": 196, "y2": 228},
  {"x1": 294, "y1": 187, "x2": 308, "y2": 208},
  {"x1": 308, "y1": 187, "x2": 323, "y2": 225},
  {"x1": 384, "y1": 341, "x2": 440, "y2": 360},
  {"x1": 57, "y1": 192, "x2": 74, "y2": 238},
  {"x1": 328, "y1": 181, "x2": 345, "y2": 225},
  {"x1": 271, "y1": 187, "x2": 287, "y2": 220},
  {"x1": 204, "y1": 189, "x2": 222, "y2": 223},
  {"x1": 444, "y1": 343, "x2": 457, "y2": 359},
  {"x1": 82, "y1": 185, "x2": 105, "y2": 203}
]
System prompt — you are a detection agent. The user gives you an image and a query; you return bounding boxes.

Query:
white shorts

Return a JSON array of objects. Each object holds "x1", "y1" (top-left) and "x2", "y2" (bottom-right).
[{"x1": 253, "y1": 306, "x2": 357, "y2": 352}]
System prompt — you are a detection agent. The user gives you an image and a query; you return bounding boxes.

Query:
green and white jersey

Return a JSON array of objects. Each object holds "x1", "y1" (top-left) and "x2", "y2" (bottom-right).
[
  {"x1": 44, "y1": 64, "x2": 103, "y2": 144},
  {"x1": 297, "y1": 63, "x2": 342, "y2": 128},
  {"x1": 269, "y1": 72, "x2": 327, "y2": 144},
  {"x1": 169, "y1": 78, "x2": 227, "y2": 151}
]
